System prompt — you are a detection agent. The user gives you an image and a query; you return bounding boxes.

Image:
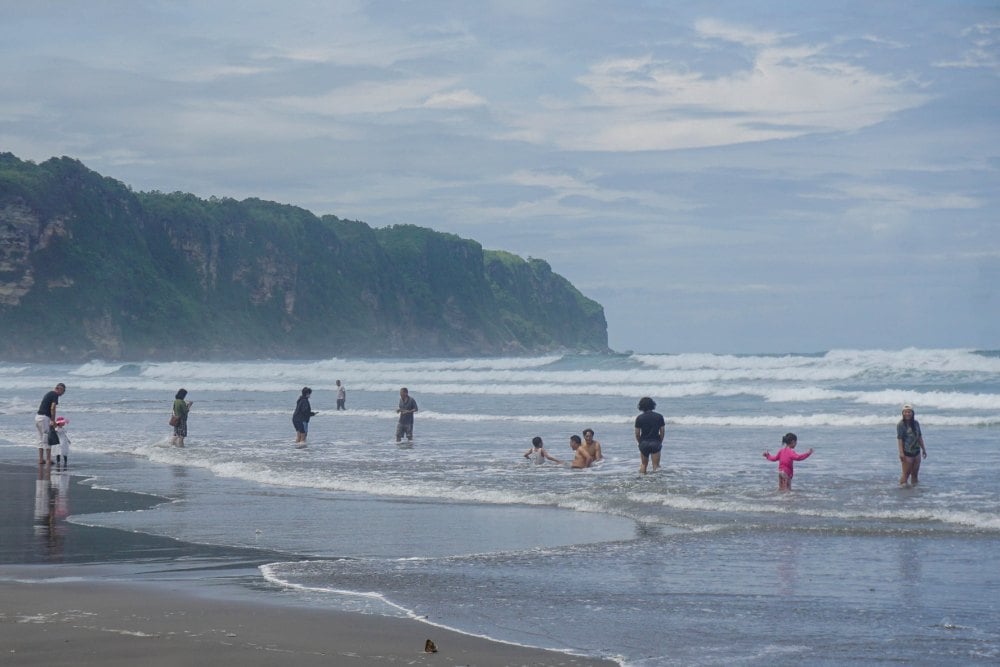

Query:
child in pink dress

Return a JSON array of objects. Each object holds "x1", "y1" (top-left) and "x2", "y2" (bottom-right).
[{"x1": 763, "y1": 433, "x2": 813, "y2": 491}]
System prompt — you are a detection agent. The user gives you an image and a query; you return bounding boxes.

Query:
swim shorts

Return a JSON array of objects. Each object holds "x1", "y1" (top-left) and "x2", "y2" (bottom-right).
[{"x1": 638, "y1": 439, "x2": 662, "y2": 457}]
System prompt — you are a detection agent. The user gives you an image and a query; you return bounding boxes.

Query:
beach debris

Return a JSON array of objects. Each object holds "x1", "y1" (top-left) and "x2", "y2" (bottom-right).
[{"x1": 424, "y1": 638, "x2": 438, "y2": 653}]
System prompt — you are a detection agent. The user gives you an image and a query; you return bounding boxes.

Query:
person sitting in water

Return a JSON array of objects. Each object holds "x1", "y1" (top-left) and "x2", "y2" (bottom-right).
[
  {"x1": 524, "y1": 436, "x2": 561, "y2": 464},
  {"x1": 582, "y1": 428, "x2": 603, "y2": 463},
  {"x1": 569, "y1": 435, "x2": 593, "y2": 469}
]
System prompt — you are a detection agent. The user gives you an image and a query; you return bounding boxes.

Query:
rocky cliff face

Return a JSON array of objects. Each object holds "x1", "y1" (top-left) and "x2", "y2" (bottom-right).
[{"x1": 0, "y1": 153, "x2": 609, "y2": 360}]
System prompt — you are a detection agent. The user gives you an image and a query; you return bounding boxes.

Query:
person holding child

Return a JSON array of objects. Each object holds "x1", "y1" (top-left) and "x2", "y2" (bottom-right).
[{"x1": 763, "y1": 433, "x2": 813, "y2": 491}]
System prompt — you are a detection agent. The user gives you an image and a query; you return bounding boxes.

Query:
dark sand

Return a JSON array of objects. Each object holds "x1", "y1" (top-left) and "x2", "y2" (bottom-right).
[
  {"x1": 0, "y1": 579, "x2": 614, "y2": 666},
  {"x1": 0, "y1": 464, "x2": 616, "y2": 666}
]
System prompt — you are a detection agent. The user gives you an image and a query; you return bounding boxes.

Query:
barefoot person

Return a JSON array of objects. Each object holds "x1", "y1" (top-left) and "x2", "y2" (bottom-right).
[
  {"x1": 35, "y1": 383, "x2": 66, "y2": 465},
  {"x1": 897, "y1": 404, "x2": 927, "y2": 486},
  {"x1": 395, "y1": 387, "x2": 418, "y2": 443},
  {"x1": 634, "y1": 397, "x2": 664, "y2": 474},
  {"x1": 763, "y1": 433, "x2": 813, "y2": 491},
  {"x1": 53, "y1": 416, "x2": 71, "y2": 467}
]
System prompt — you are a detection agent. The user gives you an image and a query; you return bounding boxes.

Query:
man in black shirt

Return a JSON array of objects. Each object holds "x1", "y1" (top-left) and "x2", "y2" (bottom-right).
[
  {"x1": 634, "y1": 396, "x2": 665, "y2": 475},
  {"x1": 36, "y1": 383, "x2": 66, "y2": 465}
]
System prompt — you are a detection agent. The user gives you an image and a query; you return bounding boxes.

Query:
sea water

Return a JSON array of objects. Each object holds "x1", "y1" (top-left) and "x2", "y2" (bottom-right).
[{"x1": 0, "y1": 349, "x2": 998, "y2": 665}]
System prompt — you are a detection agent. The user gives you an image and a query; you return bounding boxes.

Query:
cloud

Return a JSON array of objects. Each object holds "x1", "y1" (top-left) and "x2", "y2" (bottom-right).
[
  {"x1": 422, "y1": 89, "x2": 487, "y2": 109},
  {"x1": 508, "y1": 20, "x2": 929, "y2": 152},
  {"x1": 933, "y1": 22, "x2": 1000, "y2": 71},
  {"x1": 810, "y1": 183, "x2": 982, "y2": 211},
  {"x1": 272, "y1": 77, "x2": 467, "y2": 116}
]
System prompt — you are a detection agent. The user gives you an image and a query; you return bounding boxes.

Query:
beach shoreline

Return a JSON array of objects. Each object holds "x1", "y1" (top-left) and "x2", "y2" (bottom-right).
[
  {"x1": 0, "y1": 462, "x2": 617, "y2": 666},
  {"x1": 0, "y1": 578, "x2": 616, "y2": 666}
]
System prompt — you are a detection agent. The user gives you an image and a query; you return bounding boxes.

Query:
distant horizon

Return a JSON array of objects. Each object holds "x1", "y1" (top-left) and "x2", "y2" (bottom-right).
[{"x1": 3, "y1": 345, "x2": 999, "y2": 367}]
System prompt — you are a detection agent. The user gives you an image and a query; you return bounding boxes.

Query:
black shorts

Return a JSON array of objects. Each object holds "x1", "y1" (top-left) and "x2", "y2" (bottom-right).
[{"x1": 638, "y1": 440, "x2": 662, "y2": 457}]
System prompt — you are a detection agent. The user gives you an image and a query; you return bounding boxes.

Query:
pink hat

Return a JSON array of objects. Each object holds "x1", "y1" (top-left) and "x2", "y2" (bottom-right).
[{"x1": 55, "y1": 416, "x2": 68, "y2": 426}]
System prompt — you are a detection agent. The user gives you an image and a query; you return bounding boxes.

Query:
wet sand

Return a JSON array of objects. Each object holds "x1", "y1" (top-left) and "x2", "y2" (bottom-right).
[
  {"x1": 0, "y1": 579, "x2": 613, "y2": 666},
  {"x1": 0, "y1": 463, "x2": 615, "y2": 666}
]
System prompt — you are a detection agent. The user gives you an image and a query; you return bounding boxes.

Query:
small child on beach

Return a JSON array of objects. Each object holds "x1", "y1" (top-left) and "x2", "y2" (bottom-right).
[
  {"x1": 763, "y1": 433, "x2": 813, "y2": 491},
  {"x1": 524, "y1": 436, "x2": 561, "y2": 464},
  {"x1": 53, "y1": 416, "x2": 71, "y2": 467},
  {"x1": 569, "y1": 435, "x2": 593, "y2": 469}
]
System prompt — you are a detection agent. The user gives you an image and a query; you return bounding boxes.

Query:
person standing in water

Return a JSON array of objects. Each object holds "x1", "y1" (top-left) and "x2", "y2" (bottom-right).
[
  {"x1": 293, "y1": 387, "x2": 317, "y2": 445},
  {"x1": 897, "y1": 404, "x2": 927, "y2": 486},
  {"x1": 634, "y1": 397, "x2": 665, "y2": 474},
  {"x1": 763, "y1": 433, "x2": 813, "y2": 491},
  {"x1": 35, "y1": 383, "x2": 66, "y2": 465},
  {"x1": 336, "y1": 380, "x2": 346, "y2": 410},
  {"x1": 172, "y1": 389, "x2": 193, "y2": 447},
  {"x1": 53, "y1": 416, "x2": 71, "y2": 467},
  {"x1": 396, "y1": 387, "x2": 418, "y2": 443}
]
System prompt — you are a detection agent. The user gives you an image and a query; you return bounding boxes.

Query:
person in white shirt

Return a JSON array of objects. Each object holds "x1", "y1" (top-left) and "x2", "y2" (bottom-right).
[{"x1": 53, "y1": 416, "x2": 71, "y2": 467}]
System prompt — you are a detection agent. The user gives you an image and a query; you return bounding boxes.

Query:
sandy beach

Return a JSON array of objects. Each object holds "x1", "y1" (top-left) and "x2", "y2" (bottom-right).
[
  {"x1": 0, "y1": 463, "x2": 615, "y2": 666},
  {"x1": 0, "y1": 579, "x2": 613, "y2": 666}
]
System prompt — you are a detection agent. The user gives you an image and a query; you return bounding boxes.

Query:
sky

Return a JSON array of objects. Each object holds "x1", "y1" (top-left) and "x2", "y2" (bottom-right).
[{"x1": 2, "y1": 1, "x2": 998, "y2": 354}]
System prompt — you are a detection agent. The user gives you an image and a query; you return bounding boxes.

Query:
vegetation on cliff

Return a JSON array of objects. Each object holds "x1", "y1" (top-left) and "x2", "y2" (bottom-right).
[{"x1": 0, "y1": 153, "x2": 608, "y2": 360}]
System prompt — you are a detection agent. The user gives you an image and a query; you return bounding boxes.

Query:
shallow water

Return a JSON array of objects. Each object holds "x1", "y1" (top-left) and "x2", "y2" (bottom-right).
[{"x1": 1, "y1": 349, "x2": 998, "y2": 664}]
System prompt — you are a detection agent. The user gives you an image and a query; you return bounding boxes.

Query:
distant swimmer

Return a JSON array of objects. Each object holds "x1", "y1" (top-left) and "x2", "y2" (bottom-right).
[
  {"x1": 336, "y1": 379, "x2": 346, "y2": 410},
  {"x1": 569, "y1": 435, "x2": 593, "y2": 469},
  {"x1": 634, "y1": 397, "x2": 664, "y2": 474},
  {"x1": 582, "y1": 428, "x2": 603, "y2": 463},
  {"x1": 763, "y1": 433, "x2": 813, "y2": 491},
  {"x1": 524, "y1": 436, "x2": 562, "y2": 464},
  {"x1": 897, "y1": 404, "x2": 927, "y2": 486},
  {"x1": 293, "y1": 387, "x2": 317, "y2": 445},
  {"x1": 396, "y1": 387, "x2": 418, "y2": 443}
]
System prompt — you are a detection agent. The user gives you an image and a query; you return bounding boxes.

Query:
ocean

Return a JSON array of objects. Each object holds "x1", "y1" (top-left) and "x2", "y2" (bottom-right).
[{"x1": 1, "y1": 348, "x2": 998, "y2": 665}]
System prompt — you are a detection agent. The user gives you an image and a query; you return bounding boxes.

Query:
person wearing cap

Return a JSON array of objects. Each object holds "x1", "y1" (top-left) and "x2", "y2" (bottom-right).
[
  {"x1": 53, "y1": 416, "x2": 71, "y2": 467},
  {"x1": 293, "y1": 387, "x2": 317, "y2": 445},
  {"x1": 896, "y1": 404, "x2": 927, "y2": 486},
  {"x1": 35, "y1": 383, "x2": 66, "y2": 465}
]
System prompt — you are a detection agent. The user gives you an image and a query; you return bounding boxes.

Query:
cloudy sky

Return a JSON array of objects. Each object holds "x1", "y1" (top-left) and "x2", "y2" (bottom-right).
[{"x1": 2, "y1": 1, "x2": 998, "y2": 353}]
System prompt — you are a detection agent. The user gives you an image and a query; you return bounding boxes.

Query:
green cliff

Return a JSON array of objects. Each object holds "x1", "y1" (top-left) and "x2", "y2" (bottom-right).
[{"x1": 0, "y1": 154, "x2": 608, "y2": 360}]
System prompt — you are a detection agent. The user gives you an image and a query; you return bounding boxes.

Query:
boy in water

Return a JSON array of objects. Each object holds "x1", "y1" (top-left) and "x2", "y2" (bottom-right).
[
  {"x1": 524, "y1": 436, "x2": 561, "y2": 464},
  {"x1": 763, "y1": 433, "x2": 813, "y2": 491},
  {"x1": 569, "y1": 435, "x2": 593, "y2": 469}
]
